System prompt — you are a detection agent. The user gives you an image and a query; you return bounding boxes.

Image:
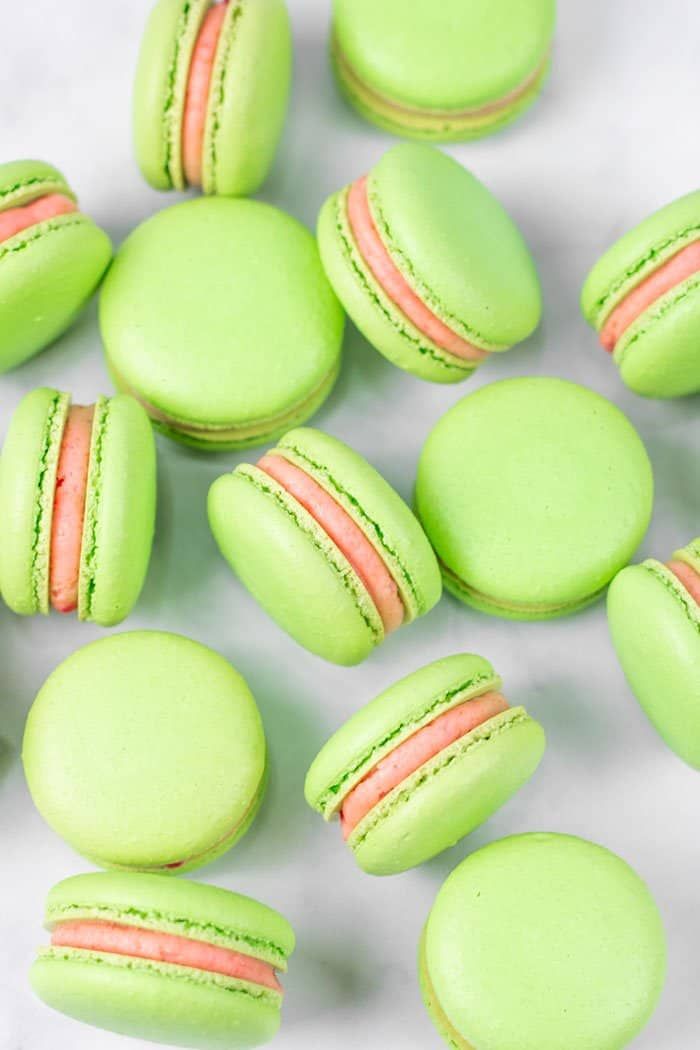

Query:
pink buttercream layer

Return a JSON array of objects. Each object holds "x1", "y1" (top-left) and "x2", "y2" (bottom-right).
[
  {"x1": 182, "y1": 1, "x2": 229, "y2": 187},
  {"x1": 0, "y1": 193, "x2": 76, "y2": 243},
  {"x1": 347, "y1": 176, "x2": 489, "y2": 363},
  {"x1": 340, "y1": 691, "x2": 510, "y2": 839},
  {"x1": 667, "y1": 560, "x2": 700, "y2": 605},
  {"x1": 600, "y1": 241, "x2": 700, "y2": 352},
  {"x1": 257, "y1": 453, "x2": 405, "y2": 633},
  {"x1": 52, "y1": 920, "x2": 281, "y2": 992},
  {"x1": 49, "y1": 405, "x2": 94, "y2": 614}
]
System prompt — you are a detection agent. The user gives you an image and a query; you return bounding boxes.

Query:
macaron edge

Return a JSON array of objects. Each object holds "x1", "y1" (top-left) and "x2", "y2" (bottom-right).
[
  {"x1": 418, "y1": 925, "x2": 474, "y2": 1050},
  {"x1": 0, "y1": 160, "x2": 75, "y2": 212},
  {"x1": 612, "y1": 270, "x2": 700, "y2": 370},
  {"x1": 33, "y1": 391, "x2": 71, "y2": 616}
]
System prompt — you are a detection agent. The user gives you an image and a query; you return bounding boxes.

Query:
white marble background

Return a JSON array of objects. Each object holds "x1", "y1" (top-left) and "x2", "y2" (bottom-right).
[{"x1": 1, "y1": 1, "x2": 699, "y2": 1047}]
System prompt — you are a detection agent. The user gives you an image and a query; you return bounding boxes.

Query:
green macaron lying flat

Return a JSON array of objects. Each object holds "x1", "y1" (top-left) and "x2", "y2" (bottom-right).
[
  {"x1": 0, "y1": 387, "x2": 156, "y2": 626},
  {"x1": 305, "y1": 654, "x2": 545, "y2": 876},
  {"x1": 31, "y1": 872, "x2": 295, "y2": 1049},
  {"x1": 582, "y1": 190, "x2": 700, "y2": 398},
  {"x1": 134, "y1": 0, "x2": 291, "y2": 196},
  {"x1": 421, "y1": 833, "x2": 666, "y2": 1050},
  {"x1": 100, "y1": 198, "x2": 344, "y2": 449},
  {"x1": 0, "y1": 160, "x2": 112, "y2": 373},
  {"x1": 318, "y1": 143, "x2": 542, "y2": 383},
  {"x1": 23, "y1": 632, "x2": 267, "y2": 872},
  {"x1": 608, "y1": 537, "x2": 700, "y2": 768},
  {"x1": 416, "y1": 377, "x2": 654, "y2": 619},
  {"x1": 208, "y1": 427, "x2": 442, "y2": 665}
]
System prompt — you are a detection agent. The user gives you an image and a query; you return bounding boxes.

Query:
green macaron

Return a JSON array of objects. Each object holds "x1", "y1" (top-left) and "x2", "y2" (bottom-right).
[
  {"x1": 208, "y1": 427, "x2": 442, "y2": 665},
  {"x1": 100, "y1": 198, "x2": 344, "y2": 450},
  {"x1": 134, "y1": 0, "x2": 291, "y2": 196},
  {"x1": 317, "y1": 143, "x2": 542, "y2": 384},
  {"x1": 305, "y1": 654, "x2": 545, "y2": 876},
  {"x1": 421, "y1": 833, "x2": 666, "y2": 1050},
  {"x1": 608, "y1": 537, "x2": 700, "y2": 768},
  {"x1": 331, "y1": 0, "x2": 556, "y2": 141},
  {"x1": 0, "y1": 387, "x2": 156, "y2": 626},
  {"x1": 23, "y1": 632, "x2": 267, "y2": 872},
  {"x1": 31, "y1": 871, "x2": 295, "y2": 1049},
  {"x1": 416, "y1": 377, "x2": 654, "y2": 619},
  {"x1": 0, "y1": 160, "x2": 112, "y2": 373},
  {"x1": 581, "y1": 190, "x2": 700, "y2": 398}
]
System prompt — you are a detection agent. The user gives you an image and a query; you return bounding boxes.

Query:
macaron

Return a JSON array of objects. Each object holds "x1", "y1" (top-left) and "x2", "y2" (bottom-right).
[
  {"x1": 608, "y1": 537, "x2": 700, "y2": 768},
  {"x1": 305, "y1": 654, "x2": 545, "y2": 875},
  {"x1": 0, "y1": 160, "x2": 112, "y2": 373},
  {"x1": 208, "y1": 427, "x2": 442, "y2": 665},
  {"x1": 0, "y1": 388, "x2": 156, "y2": 627},
  {"x1": 318, "y1": 143, "x2": 542, "y2": 383},
  {"x1": 416, "y1": 377, "x2": 654, "y2": 619},
  {"x1": 23, "y1": 631, "x2": 267, "y2": 872},
  {"x1": 331, "y1": 0, "x2": 556, "y2": 141},
  {"x1": 100, "y1": 198, "x2": 344, "y2": 450},
  {"x1": 582, "y1": 190, "x2": 700, "y2": 398},
  {"x1": 31, "y1": 872, "x2": 295, "y2": 1049},
  {"x1": 134, "y1": 0, "x2": 291, "y2": 196},
  {"x1": 421, "y1": 833, "x2": 666, "y2": 1050}
]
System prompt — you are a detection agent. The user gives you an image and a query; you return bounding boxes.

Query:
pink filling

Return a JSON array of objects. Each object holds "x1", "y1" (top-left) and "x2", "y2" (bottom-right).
[
  {"x1": 49, "y1": 406, "x2": 94, "y2": 614},
  {"x1": 258, "y1": 453, "x2": 405, "y2": 633},
  {"x1": 51, "y1": 920, "x2": 281, "y2": 992},
  {"x1": 182, "y1": 1, "x2": 229, "y2": 187},
  {"x1": 667, "y1": 560, "x2": 700, "y2": 605},
  {"x1": 347, "y1": 177, "x2": 489, "y2": 363},
  {"x1": 0, "y1": 193, "x2": 76, "y2": 243},
  {"x1": 600, "y1": 241, "x2": 700, "y2": 352},
  {"x1": 340, "y1": 691, "x2": 510, "y2": 838}
]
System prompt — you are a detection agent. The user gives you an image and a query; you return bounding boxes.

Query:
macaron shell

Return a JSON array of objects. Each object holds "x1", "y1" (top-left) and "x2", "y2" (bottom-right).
[
  {"x1": 201, "y1": 0, "x2": 292, "y2": 196},
  {"x1": 614, "y1": 274, "x2": 700, "y2": 397},
  {"x1": 0, "y1": 388, "x2": 69, "y2": 616},
  {"x1": 0, "y1": 159, "x2": 75, "y2": 211},
  {"x1": 78, "y1": 395, "x2": 157, "y2": 626},
  {"x1": 349, "y1": 709, "x2": 545, "y2": 876},
  {"x1": 208, "y1": 468, "x2": 382, "y2": 666},
  {"x1": 608, "y1": 563, "x2": 700, "y2": 768},
  {"x1": 0, "y1": 212, "x2": 112, "y2": 373}
]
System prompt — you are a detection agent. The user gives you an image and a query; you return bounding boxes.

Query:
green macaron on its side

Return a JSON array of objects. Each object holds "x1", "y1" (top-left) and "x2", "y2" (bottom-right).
[
  {"x1": 0, "y1": 160, "x2": 112, "y2": 373},
  {"x1": 208, "y1": 427, "x2": 442, "y2": 665},
  {"x1": 100, "y1": 198, "x2": 344, "y2": 450},
  {"x1": 331, "y1": 0, "x2": 556, "y2": 141},
  {"x1": 31, "y1": 872, "x2": 295, "y2": 1049},
  {"x1": 416, "y1": 377, "x2": 654, "y2": 619},
  {"x1": 317, "y1": 143, "x2": 542, "y2": 384},
  {"x1": 134, "y1": 0, "x2": 292, "y2": 196},
  {"x1": 421, "y1": 833, "x2": 666, "y2": 1050},
  {"x1": 0, "y1": 387, "x2": 156, "y2": 627},
  {"x1": 305, "y1": 654, "x2": 546, "y2": 875},
  {"x1": 22, "y1": 632, "x2": 267, "y2": 872},
  {"x1": 581, "y1": 190, "x2": 700, "y2": 398},
  {"x1": 608, "y1": 537, "x2": 700, "y2": 768}
]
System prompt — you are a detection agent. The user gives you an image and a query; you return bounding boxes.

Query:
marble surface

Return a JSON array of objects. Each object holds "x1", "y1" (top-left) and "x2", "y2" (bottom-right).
[{"x1": 1, "y1": 1, "x2": 699, "y2": 1048}]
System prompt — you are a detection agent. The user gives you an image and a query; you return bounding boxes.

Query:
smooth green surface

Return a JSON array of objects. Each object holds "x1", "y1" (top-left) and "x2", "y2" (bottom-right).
[
  {"x1": 608, "y1": 558, "x2": 700, "y2": 768},
  {"x1": 23, "y1": 632, "x2": 266, "y2": 871},
  {"x1": 423, "y1": 833, "x2": 666, "y2": 1050},
  {"x1": 134, "y1": 0, "x2": 291, "y2": 196},
  {"x1": 318, "y1": 144, "x2": 541, "y2": 382},
  {"x1": 100, "y1": 198, "x2": 344, "y2": 448},
  {"x1": 0, "y1": 159, "x2": 111, "y2": 373},
  {"x1": 332, "y1": 0, "x2": 555, "y2": 139},
  {"x1": 416, "y1": 377, "x2": 654, "y2": 618},
  {"x1": 209, "y1": 428, "x2": 441, "y2": 665}
]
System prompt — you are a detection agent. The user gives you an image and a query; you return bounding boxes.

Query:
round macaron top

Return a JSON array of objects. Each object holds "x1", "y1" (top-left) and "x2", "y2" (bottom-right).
[
  {"x1": 416, "y1": 377, "x2": 654, "y2": 617},
  {"x1": 100, "y1": 198, "x2": 344, "y2": 446},
  {"x1": 358, "y1": 144, "x2": 542, "y2": 351},
  {"x1": 0, "y1": 159, "x2": 75, "y2": 211},
  {"x1": 332, "y1": 0, "x2": 555, "y2": 112},
  {"x1": 423, "y1": 833, "x2": 666, "y2": 1050},
  {"x1": 22, "y1": 632, "x2": 266, "y2": 871},
  {"x1": 305, "y1": 653, "x2": 500, "y2": 818}
]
